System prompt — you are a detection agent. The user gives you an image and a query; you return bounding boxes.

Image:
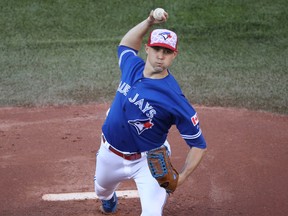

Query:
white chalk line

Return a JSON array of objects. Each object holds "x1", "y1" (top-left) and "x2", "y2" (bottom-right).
[{"x1": 42, "y1": 190, "x2": 139, "y2": 201}]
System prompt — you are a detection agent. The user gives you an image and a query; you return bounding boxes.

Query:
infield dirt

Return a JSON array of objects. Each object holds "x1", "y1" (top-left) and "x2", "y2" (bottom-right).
[{"x1": 0, "y1": 103, "x2": 287, "y2": 216}]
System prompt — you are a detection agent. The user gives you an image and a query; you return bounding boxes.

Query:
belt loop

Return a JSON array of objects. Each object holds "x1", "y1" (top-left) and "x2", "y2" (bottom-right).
[{"x1": 101, "y1": 134, "x2": 106, "y2": 143}]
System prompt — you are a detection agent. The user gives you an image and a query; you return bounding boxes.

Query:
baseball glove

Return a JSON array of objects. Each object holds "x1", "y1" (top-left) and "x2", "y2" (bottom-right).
[{"x1": 147, "y1": 145, "x2": 179, "y2": 194}]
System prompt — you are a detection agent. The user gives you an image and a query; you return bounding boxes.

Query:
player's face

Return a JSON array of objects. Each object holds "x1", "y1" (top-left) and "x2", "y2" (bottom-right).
[{"x1": 145, "y1": 46, "x2": 177, "y2": 73}]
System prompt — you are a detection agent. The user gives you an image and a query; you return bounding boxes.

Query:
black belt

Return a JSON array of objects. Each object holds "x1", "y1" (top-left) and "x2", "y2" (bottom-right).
[{"x1": 102, "y1": 135, "x2": 142, "y2": 161}]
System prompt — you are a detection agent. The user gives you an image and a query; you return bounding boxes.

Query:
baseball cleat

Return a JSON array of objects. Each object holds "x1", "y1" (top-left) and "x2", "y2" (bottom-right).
[{"x1": 99, "y1": 192, "x2": 118, "y2": 214}]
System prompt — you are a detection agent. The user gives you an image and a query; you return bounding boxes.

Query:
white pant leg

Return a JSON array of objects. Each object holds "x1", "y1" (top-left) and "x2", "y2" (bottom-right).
[
  {"x1": 163, "y1": 139, "x2": 171, "y2": 156},
  {"x1": 132, "y1": 156, "x2": 168, "y2": 216},
  {"x1": 94, "y1": 143, "x2": 127, "y2": 200}
]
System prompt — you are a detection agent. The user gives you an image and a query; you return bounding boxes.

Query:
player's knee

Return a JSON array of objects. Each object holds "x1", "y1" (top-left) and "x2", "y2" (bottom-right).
[
  {"x1": 94, "y1": 176, "x2": 116, "y2": 200},
  {"x1": 141, "y1": 208, "x2": 162, "y2": 216},
  {"x1": 140, "y1": 198, "x2": 164, "y2": 216},
  {"x1": 94, "y1": 177, "x2": 105, "y2": 196}
]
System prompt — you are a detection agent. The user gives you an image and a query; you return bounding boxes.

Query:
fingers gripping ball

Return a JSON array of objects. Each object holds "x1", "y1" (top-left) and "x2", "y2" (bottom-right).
[
  {"x1": 153, "y1": 8, "x2": 165, "y2": 21},
  {"x1": 147, "y1": 146, "x2": 179, "y2": 194}
]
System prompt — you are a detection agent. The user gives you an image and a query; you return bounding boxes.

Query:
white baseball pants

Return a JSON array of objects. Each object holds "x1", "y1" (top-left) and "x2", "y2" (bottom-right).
[{"x1": 94, "y1": 138, "x2": 169, "y2": 216}]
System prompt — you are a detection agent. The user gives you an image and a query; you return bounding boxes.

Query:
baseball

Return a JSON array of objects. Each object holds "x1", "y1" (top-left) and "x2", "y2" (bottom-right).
[{"x1": 153, "y1": 8, "x2": 165, "y2": 21}]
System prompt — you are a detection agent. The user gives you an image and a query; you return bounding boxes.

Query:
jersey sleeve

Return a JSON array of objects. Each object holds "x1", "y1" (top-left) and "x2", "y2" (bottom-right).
[
  {"x1": 118, "y1": 45, "x2": 144, "y2": 76},
  {"x1": 174, "y1": 97, "x2": 207, "y2": 149}
]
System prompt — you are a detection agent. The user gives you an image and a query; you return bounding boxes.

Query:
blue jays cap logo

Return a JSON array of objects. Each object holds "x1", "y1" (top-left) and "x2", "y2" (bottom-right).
[
  {"x1": 159, "y1": 32, "x2": 172, "y2": 40},
  {"x1": 128, "y1": 118, "x2": 154, "y2": 135}
]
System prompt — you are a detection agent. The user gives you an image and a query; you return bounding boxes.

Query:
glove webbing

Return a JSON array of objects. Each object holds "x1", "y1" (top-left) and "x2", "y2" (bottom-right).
[{"x1": 148, "y1": 152, "x2": 168, "y2": 178}]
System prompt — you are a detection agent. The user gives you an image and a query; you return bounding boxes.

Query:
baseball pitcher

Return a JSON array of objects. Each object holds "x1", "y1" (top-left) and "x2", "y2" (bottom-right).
[{"x1": 94, "y1": 8, "x2": 207, "y2": 215}]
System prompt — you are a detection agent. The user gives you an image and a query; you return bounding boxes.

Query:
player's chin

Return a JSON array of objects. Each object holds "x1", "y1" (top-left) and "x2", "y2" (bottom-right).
[{"x1": 153, "y1": 66, "x2": 164, "y2": 73}]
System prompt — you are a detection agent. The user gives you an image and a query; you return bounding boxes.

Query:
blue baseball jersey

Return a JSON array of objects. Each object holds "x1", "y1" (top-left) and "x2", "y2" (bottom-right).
[{"x1": 102, "y1": 45, "x2": 207, "y2": 152}]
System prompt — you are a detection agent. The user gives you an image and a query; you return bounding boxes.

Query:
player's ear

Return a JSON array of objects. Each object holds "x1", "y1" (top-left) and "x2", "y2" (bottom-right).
[
  {"x1": 173, "y1": 50, "x2": 178, "y2": 59},
  {"x1": 173, "y1": 50, "x2": 178, "y2": 58},
  {"x1": 145, "y1": 44, "x2": 149, "y2": 54}
]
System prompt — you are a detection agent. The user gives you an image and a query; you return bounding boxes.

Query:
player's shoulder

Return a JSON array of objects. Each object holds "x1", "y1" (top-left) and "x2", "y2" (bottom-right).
[
  {"x1": 165, "y1": 72, "x2": 183, "y2": 95},
  {"x1": 118, "y1": 45, "x2": 143, "y2": 70},
  {"x1": 118, "y1": 45, "x2": 138, "y2": 57}
]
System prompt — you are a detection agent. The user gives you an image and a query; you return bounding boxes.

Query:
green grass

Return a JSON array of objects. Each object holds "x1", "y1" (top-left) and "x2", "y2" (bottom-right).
[{"x1": 0, "y1": 0, "x2": 287, "y2": 114}]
